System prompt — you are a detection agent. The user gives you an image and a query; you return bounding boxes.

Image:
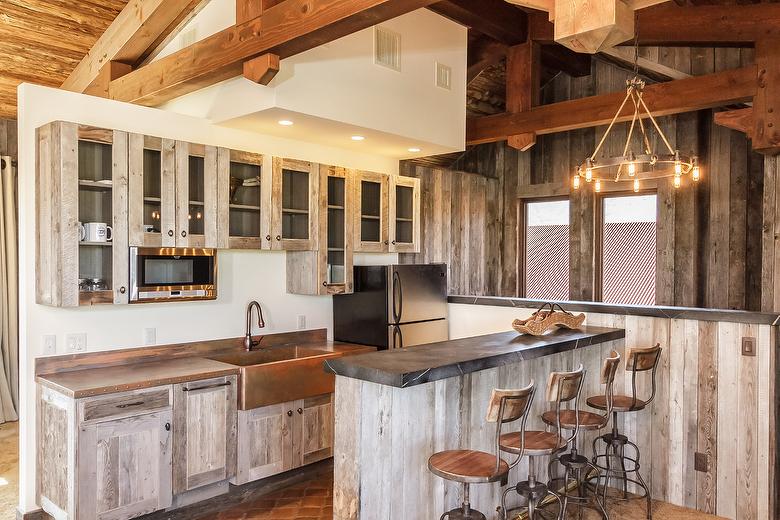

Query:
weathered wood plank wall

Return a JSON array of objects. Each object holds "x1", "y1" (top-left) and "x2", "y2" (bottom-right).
[
  {"x1": 401, "y1": 51, "x2": 768, "y2": 312},
  {"x1": 0, "y1": 119, "x2": 17, "y2": 158}
]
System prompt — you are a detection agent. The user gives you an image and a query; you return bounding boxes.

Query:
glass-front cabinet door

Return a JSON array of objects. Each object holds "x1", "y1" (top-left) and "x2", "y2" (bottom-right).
[
  {"x1": 389, "y1": 176, "x2": 421, "y2": 253},
  {"x1": 175, "y1": 142, "x2": 219, "y2": 248},
  {"x1": 35, "y1": 122, "x2": 129, "y2": 307},
  {"x1": 221, "y1": 150, "x2": 265, "y2": 249},
  {"x1": 354, "y1": 170, "x2": 389, "y2": 253},
  {"x1": 270, "y1": 157, "x2": 318, "y2": 251},
  {"x1": 128, "y1": 134, "x2": 175, "y2": 247},
  {"x1": 287, "y1": 165, "x2": 353, "y2": 295}
]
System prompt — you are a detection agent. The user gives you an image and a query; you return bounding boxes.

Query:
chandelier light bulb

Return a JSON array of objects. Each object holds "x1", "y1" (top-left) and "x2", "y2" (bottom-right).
[
  {"x1": 573, "y1": 175, "x2": 581, "y2": 190},
  {"x1": 585, "y1": 168, "x2": 593, "y2": 182},
  {"x1": 674, "y1": 160, "x2": 682, "y2": 175},
  {"x1": 628, "y1": 161, "x2": 636, "y2": 176},
  {"x1": 673, "y1": 174, "x2": 682, "y2": 189},
  {"x1": 594, "y1": 179, "x2": 602, "y2": 193},
  {"x1": 692, "y1": 165, "x2": 700, "y2": 181},
  {"x1": 633, "y1": 178, "x2": 640, "y2": 193}
]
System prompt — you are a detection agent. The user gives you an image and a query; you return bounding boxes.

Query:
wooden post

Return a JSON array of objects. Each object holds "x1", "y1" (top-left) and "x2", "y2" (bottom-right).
[
  {"x1": 506, "y1": 41, "x2": 539, "y2": 151},
  {"x1": 753, "y1": 38, "x2": 780, "y2": 154}
]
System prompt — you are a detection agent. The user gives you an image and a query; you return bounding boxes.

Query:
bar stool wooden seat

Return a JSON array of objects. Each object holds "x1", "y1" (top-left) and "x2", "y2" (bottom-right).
[
  {"x1": 429, "y1": 381, "x2": 535, "y2": 520},
  {"x1": 498, "y1": 366, "x2": 585, "y2": 520},
  {"x1": 589, "y1": 344, "x2": 662, "y2": 520},
  {"x1": 543, "y1": 351, "x2": 621, "y2": 520}
]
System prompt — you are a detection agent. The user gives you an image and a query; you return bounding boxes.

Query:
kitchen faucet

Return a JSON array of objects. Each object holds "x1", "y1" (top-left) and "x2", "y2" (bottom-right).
[{"x1": 244, "y1": 300, "x2": 266, "y2": 351}]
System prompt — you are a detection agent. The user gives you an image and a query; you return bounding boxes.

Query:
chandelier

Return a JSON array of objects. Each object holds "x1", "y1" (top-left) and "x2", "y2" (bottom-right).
[{"x1": 573, "y1": 53, "x2": 700, "y2": 193}]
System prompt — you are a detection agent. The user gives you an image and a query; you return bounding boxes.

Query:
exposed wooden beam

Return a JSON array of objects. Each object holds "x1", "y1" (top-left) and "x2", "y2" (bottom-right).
[
  {"x1": 714, "y1": 108, "x2": 754, "y2": 139},
  {"x1": 109, "y1": 0, "x2": 438, "y2": 107},
  {"x1": 599, "y1": 47, "x2": 691, "y2": 81},
  {"x1": 540, "y1": 45, "x2": 591, "y2": 77},
  {"x1": 236, "y1": 0, "x2": 286, "y2": 24},
  {"x1": 85, "y1": 61, "x2": 134, "y2": 98},
  {"x1": 243, "y1": 53, "x2": 280, "y2": 85},
  {"x1": 428, "y1": 0, "x2": 528, "y2": 45},
  {"x1": 467, "y1": 36, "x2": 507, "y2": 84},
  {"x1": 506, "y1": 41, "x2": 539, "y2": 151},
  {"x1": 753, "y1": 38, "x2": 780, "y2": 154},
  {"x1": 466, "y1": 66, "x2": 756, "y2": 144},
  {"x1": 62, "y1": 0, "x2": 202, "y2": 93},
  {"x1": 138, "y1": 0, "x2": 209, "y2": 66}
]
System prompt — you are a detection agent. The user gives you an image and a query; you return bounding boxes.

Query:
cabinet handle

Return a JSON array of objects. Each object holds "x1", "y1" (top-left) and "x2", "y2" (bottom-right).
[
  {"x1": 287, "y1": 410, "x2": 293, "y2": 417},
  {"x1": 266, "y1": 235, "x2": 271, "y2": 241},
  {"x1": 276, "y1": 235, "x2": 281, "y2": 241},
  {"x1": 119, "y1": 286, "x2": 126, "y2": 294},
  {"x1": 183, "y1": 381, "x2": 232, "y2": 392},
  {"x1": 168, "y1": 230, "x2": 174, "y2": 237},
  {"x1": 181, "y1": 230, "x2": 187, "y2": 238},
  {"x1": 164, "y1": 422, "x2": 171, "y2": 431},
  {"x1": 297, "y1": 408, "x2": 303, "y2": 415},
  {"x1": 116, "y1": 401, "x2": 144, "y2": 409}
]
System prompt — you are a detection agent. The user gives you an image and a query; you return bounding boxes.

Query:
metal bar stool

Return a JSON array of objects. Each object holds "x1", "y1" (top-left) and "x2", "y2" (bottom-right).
[
  {"x1": 588, "y1": 344, "x2": 662, "y2": 520},
  {"x1": 544, "y1": 351, "x2": 621, "y2": 520},
  {"x1": 428, "y1": 381, "x2": 535, "y2": 519},
  {"x1": 498, "y1": 366, "x2": 586, "y2": 520}
]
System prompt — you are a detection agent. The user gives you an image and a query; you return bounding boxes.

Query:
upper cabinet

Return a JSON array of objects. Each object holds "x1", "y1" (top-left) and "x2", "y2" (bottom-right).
[
  {"x1": 218, "y1": 150, "x2": 267, "y2": 250},
  {"x1": 128, "y1": 135, "x2": 175, "y2": 248},
  {"x1": 269, "y1": 158, "x2": 319, "y2": 251},
  {"x1": 354, "y1": 170, "x2": 389, "y2": 253},
  {"x1": 175, "y1": 142, "x2": 220, "y2": 248},
  {"x1": 287, "y1": 165, "x2": 354, "y2": 295},
  {"x1": 36, "y1": 121, "x2": 129, "y2": 307},
  {"x1": 389, "y1": 176, "x2": 421, "y2": 254}
]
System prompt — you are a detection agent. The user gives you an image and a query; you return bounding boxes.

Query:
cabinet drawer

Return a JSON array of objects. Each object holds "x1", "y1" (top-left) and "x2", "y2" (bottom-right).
[{"x1": 80, "y1": 387, "x2": 171, "y2": 423}]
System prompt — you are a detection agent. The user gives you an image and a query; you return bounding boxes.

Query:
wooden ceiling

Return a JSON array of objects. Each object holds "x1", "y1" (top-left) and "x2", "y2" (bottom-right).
[{"x1": 0, "y1": 0, "x2": 128, "y2": 119}]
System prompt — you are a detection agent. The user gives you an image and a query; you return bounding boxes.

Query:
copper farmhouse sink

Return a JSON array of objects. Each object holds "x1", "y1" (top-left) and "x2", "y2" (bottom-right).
[{"x1": 207, "y1": 346, "x2": 340, "y2": 410}]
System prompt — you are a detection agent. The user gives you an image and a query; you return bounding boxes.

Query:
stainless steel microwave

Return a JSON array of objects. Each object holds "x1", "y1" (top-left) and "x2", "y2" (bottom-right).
[{"x1": 129, "y1": 247, "x2": 217, "y2": 303}]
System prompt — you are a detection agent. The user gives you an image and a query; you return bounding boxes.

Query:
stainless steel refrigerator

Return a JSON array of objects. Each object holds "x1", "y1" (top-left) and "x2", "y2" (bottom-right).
[{"x1": 333, "y1": 263, "x2": 448, "y2": 349}]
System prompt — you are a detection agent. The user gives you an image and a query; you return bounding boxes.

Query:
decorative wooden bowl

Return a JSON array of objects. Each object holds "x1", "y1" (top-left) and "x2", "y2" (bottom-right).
[{"x1": 512, "y1": 303, "x2": 585, "y2": 336}]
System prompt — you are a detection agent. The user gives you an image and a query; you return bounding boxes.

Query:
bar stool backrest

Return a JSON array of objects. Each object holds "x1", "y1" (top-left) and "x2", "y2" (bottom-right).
[
  {"x1": 545, "y1": 364, "x2": 585, "y2": 446},
  {"x1": 486, "y1": 380, "x2": 536, "y2": 469},
  {"x1": 596, "y1": 350, "x2": 622, "y2": 425},
  {"x1": 626, "y1": 343, "x2": 662, "y2": 409}
]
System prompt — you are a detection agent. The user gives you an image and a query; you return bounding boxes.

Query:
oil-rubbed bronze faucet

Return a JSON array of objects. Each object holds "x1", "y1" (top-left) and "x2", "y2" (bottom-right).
[{"x1": 244, "y1": 300, "x2": 266, "y2": 351}]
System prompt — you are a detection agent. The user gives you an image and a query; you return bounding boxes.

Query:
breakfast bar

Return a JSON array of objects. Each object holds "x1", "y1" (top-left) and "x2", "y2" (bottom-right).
[{"x1": 327, "y1": 325, "x2": 626, "y2": 519}]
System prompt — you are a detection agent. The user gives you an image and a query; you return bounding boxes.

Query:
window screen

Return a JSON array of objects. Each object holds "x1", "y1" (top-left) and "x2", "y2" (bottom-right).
[
  {"x1": 601, "y1": 194, "x2": 657, "y2": 305},
  {"x1": 524, "y1": 200, "x2": 570, "y2": 300}
]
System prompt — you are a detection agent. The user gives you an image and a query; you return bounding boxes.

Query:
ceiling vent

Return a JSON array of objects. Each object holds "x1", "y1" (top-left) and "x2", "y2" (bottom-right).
[
  {"x1": 374, "y1": 26, "x2": 401, "y2": 72},
  {"x1": 436, "y1": 62, "x2": 452, "y2": 90}
]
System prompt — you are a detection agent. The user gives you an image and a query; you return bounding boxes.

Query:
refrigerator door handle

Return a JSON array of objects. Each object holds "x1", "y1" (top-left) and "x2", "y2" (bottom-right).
[
  {"x1": 391, "y1": 325, "x2": 403, "y2": 349},
  {"x1": 392, "y1": 270, "x2": 402, "y2": 323}
]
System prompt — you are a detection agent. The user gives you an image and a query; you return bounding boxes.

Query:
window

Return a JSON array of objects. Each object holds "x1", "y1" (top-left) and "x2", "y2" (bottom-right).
[
  {"x1": 600, "y1": 194, "x2": 657, "y2": 305},
  {"x1": 523, "y1": 199, "x2": 570, "y2": 300}
]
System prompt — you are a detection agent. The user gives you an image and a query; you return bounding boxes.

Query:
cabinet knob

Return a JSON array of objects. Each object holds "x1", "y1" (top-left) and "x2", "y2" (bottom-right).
[
  {"x1": 164, "y1": 422, "x2": 171, "y2": 431},
  {"x1": 168, "y1": 230, "x2": 174, "y2": 237},
  {"x1": 322, "y1": 281, "x2": 327, "y2": 287},
  {"x1": 181, "y1": 230, "x2": 187, "y2": 238},
  {"x1": 287, "y1": 410, "x2": 293, "y2": 417},
  {"x1": 119, "y1": 286, "x2": 126, "y2": 294},
  {"x1": 266, "y1": 235, "x2": 271, "y2": 241},
  {"x1": 297, "y1": 407, "x2": 303, "y2": 415},
  {"x1": 384, "y1": 240, "x2": 389, "y2": 245},
  {"x1": 276, "y1": 235, "x2": 281, "y2": 241},
  {"x1": 392, "y1": 240, "x2": 396, "y2": 245}
]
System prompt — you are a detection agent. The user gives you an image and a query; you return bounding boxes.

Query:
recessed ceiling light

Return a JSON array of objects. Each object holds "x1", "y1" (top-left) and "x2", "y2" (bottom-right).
[
  {"x1": 408, "y1": 147, "x2": 421, "y2": 153},
  {"x1": 278, "y1": 119, "x2": 294, "y2": 126},
  {"x1": 351, "y1": 135, "x2": 365, "y2": 141}
]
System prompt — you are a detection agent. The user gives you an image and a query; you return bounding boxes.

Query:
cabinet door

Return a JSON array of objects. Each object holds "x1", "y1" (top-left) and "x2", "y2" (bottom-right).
[
  {"x1": 128, "y1": 135, "x2": 176, "y2": 248},
  {"x1": 77, "y1": 411, "x2": 173, "y2": 520},
  {"x1": 172, "y1": 376, "x2": 237, "y2": 494},
  {"x1": 297, "y1": 393, "x2": 335, "y2": 467},
  {"x1": 217, "y1": 150, "x2": 266, "y2": 249},
  {"x1": 270, "y1": 157, "x2": 319, "y2": 251},
  {"x1": 36, "y1": 122, "x2": 129, "y2": 307},
  {"x1": 174, "y1": 142, "x2": 219, "y2": 248},
  {"x1": 353, "y1": 170, "x2": 389, "y2": 252},
  {"x1": 389, "y1": 175, "x2": 421, "y2": 253},
  {"x1": 234, "y1": 401, "x2": 297, "y2": 484}
]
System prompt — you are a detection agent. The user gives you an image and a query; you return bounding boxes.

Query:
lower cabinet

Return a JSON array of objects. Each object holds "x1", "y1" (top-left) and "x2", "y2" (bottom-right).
[{"x1": 234, "y1": 393, "x2": 334, "y2": 485}]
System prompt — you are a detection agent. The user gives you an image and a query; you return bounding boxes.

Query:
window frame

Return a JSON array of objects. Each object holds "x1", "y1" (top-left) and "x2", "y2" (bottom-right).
[
  {"x1": 518, "y1": 195, "x2": 571, "y2": 299},
  {"x1": 594, "y1": 189, "x2": 658, "y2": 304}
]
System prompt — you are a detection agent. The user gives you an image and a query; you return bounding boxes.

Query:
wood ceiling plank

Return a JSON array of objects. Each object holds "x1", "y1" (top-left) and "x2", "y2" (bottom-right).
[
  {"x1": 428, "y1": 0, "x2": 528, "y2": 45},
  {"x1": 466, "y1": 65, "x2": 756, "y2": 144},
  {"x1": 109, "y1": 0, "x2": 439, "y2": 106}
]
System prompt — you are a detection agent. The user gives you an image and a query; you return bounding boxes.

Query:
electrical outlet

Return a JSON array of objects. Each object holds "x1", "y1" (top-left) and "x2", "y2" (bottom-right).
[
  {"x1": 65, "y1": 333, "x2": 87, "y2": 353},
  {"x1": 143, "y1": 327, "x2": 157, "y2": 346},
  {"x1": 694, "y1": 452, "x2": 709, "y2": 472},
  {"x1": 297, "y1": 315, "x2": 306, "y2": 330},
  {"x1": 42, "y1": 335, "x2": 56, "y2": 356},
  {"x1": 742, "y1": 336, "x2": 756, "y2": 356}
]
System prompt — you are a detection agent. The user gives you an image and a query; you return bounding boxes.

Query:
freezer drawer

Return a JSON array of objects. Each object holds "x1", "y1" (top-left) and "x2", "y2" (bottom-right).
[{"x1": 388, "y1": 319, "x2": 449, "y2": 349}]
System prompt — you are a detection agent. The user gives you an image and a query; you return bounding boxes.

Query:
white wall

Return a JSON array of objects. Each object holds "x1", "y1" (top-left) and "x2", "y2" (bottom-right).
[
  {"x1": 447, "y1": 303, "x2": 521, "y2": 339},
  {"x1": 16, "y1": 83, "x2": 399, "y2": 513}
]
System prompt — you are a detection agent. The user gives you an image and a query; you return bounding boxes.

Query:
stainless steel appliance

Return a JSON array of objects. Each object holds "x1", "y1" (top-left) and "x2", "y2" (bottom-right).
[
  {"x1": 129, "y1": 247, "x2": 217, "y2": 303},
  {"x1": 333, "y1": 264, "x2": 448, "y2": 349}
]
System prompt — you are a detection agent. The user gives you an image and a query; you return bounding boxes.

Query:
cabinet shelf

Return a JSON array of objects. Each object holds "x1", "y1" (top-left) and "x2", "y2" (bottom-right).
[
  {"x1": 327, "y1": 205, "x2": 344, "y2": 210},
  {"x1": 361, "y1": 215, "x2": 380, "y2": 220},
  {"x1": 78, "y1": 180, "x2": 113, "y2": 190},
  {"x1": 79, "y1": 241, "x2": 113, "y2": 247},
  {"x1": 395, "y1": 217, "x2": 413, "y2": 222},
  {"x1": 188, "y1": 200, "x2": 204, "y2": 206},
  {"x1": 229, "y1": 204, "x2": 261, "y2": 211},
  {"x1": 282, "y1": 208, "x2": 309, "y2": 215},
  {"x1": 144, "y1": 196, "x2": 161, "y2": 203},
  {"x1": 327, "y1": 247, "x2": 345, "y2": 252}
]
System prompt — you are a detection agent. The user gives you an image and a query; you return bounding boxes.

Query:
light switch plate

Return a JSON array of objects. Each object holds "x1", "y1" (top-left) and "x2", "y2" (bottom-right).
[
  {"x1": 42, "y1": 335, "x2": 56, "y2": 356},
  {"x1": 143, "y1": 327, "x2": 157, "y2": 346},
  {"x1": 742, "y1": 337, "x2": 756, "y2": 356},
  {"x1": 65, "y1": 333, "x2": 87, "y2": 352}
]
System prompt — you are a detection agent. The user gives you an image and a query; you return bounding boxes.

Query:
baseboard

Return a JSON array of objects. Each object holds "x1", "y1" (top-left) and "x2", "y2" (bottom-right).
[{"x1": 16, "y1": 507, "x2": 51, "y2": 520}]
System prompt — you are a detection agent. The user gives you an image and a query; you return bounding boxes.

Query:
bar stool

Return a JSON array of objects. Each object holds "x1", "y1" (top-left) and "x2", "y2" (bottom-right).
[
  {"x1": 429, "y1": 381, "x2": 535, "y2": 520},
  {"x1": 588, "y1": 344, "x2": 662, "y2": 520},
  {"x1": 543, "y1": 351, "x2": 621, "y2": 520},
  {"x1": 498, "y1": 366, "x2": 585, "y2": 520}
]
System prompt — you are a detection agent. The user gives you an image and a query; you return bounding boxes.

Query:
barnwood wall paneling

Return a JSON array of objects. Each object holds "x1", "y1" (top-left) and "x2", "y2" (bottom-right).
[
  {"x1": 0, "y1": 119, "x2": 17, "y2": 159},
  {"x1": 403, "y1": 50, "x2": 767, "y2": 312}
]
